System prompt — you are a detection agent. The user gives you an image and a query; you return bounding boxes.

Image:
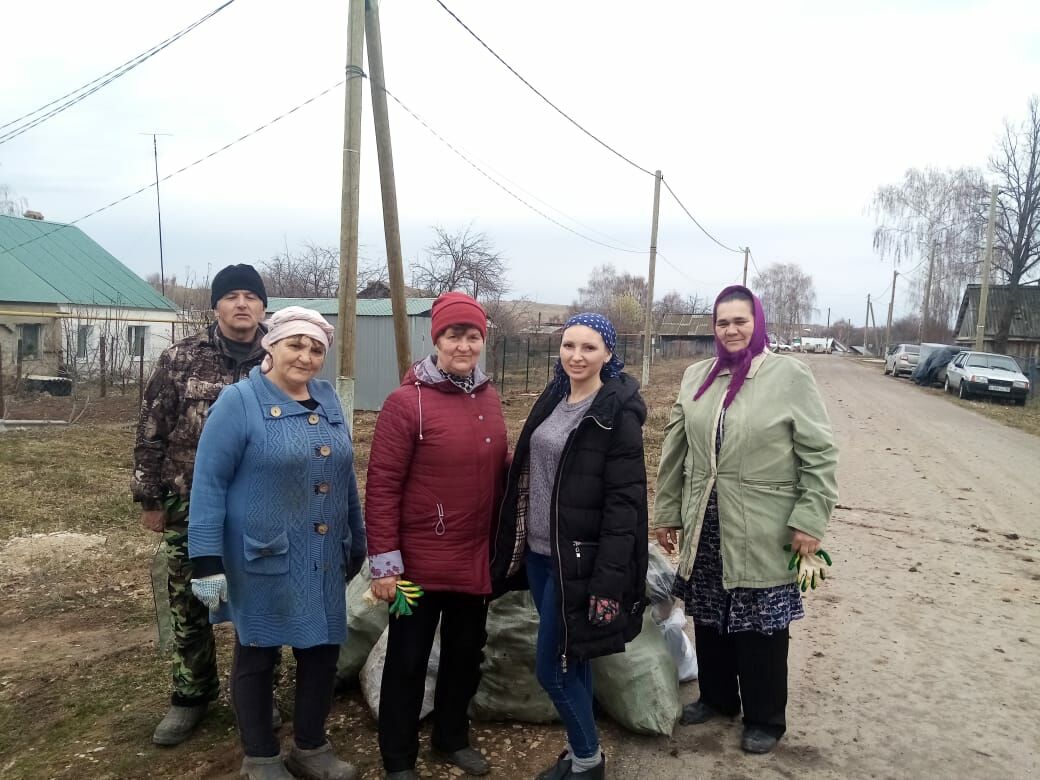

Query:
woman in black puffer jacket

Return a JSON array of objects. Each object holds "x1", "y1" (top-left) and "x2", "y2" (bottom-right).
[{"x1": 491, "y1": 313, "x2": 648, "y2": 780}]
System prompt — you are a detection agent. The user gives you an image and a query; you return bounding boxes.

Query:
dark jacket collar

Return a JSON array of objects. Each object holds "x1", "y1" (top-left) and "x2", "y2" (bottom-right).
[
  {"x1": 206, "y1": 321, "x2": 268, "y2": 362},
  {"x1": 531, "y1": 372, "x2": 645, "y2": 430}
]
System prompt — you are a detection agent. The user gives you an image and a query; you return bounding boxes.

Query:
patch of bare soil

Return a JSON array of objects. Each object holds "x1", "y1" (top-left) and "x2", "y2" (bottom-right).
[{"x1": 1, "y1": 531, "x2": 107, "y2": 574}]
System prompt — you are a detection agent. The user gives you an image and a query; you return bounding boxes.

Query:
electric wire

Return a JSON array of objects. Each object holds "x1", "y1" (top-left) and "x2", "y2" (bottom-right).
[
  {"x1": 661, "y1": 178, "x2": 743, "y2": 254},
  {"x1": 0, "y1": 75, "x2": 354, "y2": 258},
  {"x1": 430, "y1": 0, "x2": 654, "y2": 177},
  {"x1": 748, "y1": 248, "x2": 763, "y2": 277},
  {"x1": 0, "y1": 0, "x2": 236, "y2": 145},
  {"x1": 373, "y1": 79, "x2": 650, "y2": 256}
]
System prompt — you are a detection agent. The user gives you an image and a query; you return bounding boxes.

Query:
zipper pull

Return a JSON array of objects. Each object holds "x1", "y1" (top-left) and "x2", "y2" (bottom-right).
[
  {"x1": 435, "y1": 503, "x2": 445, "y2": 536},
  {"x1": 560, "y1": 654, "x2": 568, "y2": 673},
  {"x1": 573, "y1": 541, "x2": 581, "y2": 559}
]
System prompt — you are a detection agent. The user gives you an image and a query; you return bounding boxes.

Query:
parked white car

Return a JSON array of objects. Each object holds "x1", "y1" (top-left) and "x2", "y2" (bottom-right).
[
  {"x1": 884, "y1": 344, "x2": 920, "y2": 377},
  {"x1": 944, "y1": 351, "x2": 1030, "y2": 405}
]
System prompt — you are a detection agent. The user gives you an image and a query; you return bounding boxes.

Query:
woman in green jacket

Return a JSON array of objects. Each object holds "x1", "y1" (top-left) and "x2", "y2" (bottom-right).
[{"x1": 654, "y1": 285, "x2": 837, "y2": 755}]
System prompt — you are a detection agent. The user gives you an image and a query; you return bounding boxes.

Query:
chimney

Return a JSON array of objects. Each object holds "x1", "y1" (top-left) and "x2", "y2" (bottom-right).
[{"x1": 23, "y1": 210, "x2": 44, "y2": 220}]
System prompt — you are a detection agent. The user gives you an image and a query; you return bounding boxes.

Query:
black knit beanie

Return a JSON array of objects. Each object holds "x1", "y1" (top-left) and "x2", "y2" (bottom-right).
[{"x1": 210, "y1": 264, "x2": 268, "y2": 308}]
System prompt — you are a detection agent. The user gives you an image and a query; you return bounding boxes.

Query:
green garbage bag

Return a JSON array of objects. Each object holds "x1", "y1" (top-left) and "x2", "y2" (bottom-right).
[
  {"x1": 336, "y1": 560, "x2": 390, "y2": 685},
  {"x1": 469, "y1": 591, "x2": 558, "y2": 723},
  {"x1": 592, "y1": 610, "x2": 682, "y2": 736}
]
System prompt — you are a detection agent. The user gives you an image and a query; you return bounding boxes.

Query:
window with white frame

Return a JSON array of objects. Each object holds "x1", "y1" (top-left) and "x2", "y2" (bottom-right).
[
  {"x1": 127, "y1": 325, "x2": 147, "y2": 358},
  {"x1": 77, "y1": 325, "x2": 92, "y2": 359},
  {"x1": 17, "y1": 324, "x2": 41, "y2": 359}
]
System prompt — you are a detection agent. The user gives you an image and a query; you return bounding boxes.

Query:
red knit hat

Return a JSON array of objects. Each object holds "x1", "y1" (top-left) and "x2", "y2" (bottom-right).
[{"x1": 431, "y1": 292, "x2": 487, "y2": 341}]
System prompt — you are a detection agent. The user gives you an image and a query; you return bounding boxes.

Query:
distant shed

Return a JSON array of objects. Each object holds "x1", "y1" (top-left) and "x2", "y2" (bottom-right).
[{"x1": 267, "y1": 296, "x2": 486, "y2": 411}]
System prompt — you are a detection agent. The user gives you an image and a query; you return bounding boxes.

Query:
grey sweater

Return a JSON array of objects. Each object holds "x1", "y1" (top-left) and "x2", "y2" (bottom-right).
[{"x1": 527, "y1": 392, "x2": 596, "y2": 555}]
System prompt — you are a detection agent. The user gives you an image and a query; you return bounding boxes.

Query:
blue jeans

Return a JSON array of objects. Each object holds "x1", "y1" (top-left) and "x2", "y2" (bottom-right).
[{"x1": 526, "y1": 552, "x2": 599, "y2": 759}]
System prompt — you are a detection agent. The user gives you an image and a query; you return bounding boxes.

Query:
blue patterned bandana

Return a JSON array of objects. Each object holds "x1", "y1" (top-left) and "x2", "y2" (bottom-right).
[{"x1": 550, "y1": 312, "x2": 626, "y2": 396}]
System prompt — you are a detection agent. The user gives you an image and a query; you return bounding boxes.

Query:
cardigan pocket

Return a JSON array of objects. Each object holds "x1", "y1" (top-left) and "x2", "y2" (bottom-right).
[{"x1": 243, "y1": 531, "x2": 290, "y2": 575}]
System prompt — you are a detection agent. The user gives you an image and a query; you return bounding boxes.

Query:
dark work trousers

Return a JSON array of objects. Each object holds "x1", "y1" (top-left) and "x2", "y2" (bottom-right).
[
  {"x1": 693, "y1": 622, "x2": 789, "y2": 738},
  {"x1": 231, "y1": 638, "x2": 340, "y2": 758},
  {"x1": 378, "y1": 591, "x2": 489, "y2": 772}
]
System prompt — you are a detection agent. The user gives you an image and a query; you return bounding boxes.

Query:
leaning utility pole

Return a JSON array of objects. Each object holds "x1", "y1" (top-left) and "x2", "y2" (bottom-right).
[
  {"x1": 366, "y1": 0, "x2": 411, "y2": 380},
  {"x1": 884, "y1": 268, "x2": 898, "y2": 357},
  {"x1": 335, "y1": 0, "x2": 365, "y2": 425},
  {"x1": 975, "y1": 184, "x2": 998, "y2": 351},
  {"x1": 641, "y1": 170, "x2": 662, "y2": 389},
  {"x1": 742, "y1": 247, "x2": 750, "y2": 286}
]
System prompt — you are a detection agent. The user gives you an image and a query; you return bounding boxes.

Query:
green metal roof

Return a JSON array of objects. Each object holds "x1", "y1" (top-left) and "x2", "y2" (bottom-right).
[
  {"x1": 0, "y1": 215, "x2": 176, "y2": 310},
  {"x1": 267, "y1": 297, "x2": 436, "y2": 316}
]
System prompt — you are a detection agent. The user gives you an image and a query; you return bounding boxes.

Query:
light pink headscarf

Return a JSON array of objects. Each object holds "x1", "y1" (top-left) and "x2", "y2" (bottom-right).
[{"x1": 260, "y1": 306, "x2": 335, "y2": 373}]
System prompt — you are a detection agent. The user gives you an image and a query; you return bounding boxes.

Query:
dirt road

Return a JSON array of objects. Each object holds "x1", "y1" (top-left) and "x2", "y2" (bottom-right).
[{"x1": 611, "y1": 356, "x2": 1040, "y2": 778}]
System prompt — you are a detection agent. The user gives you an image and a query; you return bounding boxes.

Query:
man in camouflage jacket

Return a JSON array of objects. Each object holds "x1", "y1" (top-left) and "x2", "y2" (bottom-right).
[{"x1": 132, "y1": 264, "x2": 269, "y2": 746}]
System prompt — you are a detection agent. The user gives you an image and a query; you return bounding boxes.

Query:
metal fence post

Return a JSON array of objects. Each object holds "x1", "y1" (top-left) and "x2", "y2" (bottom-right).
[
  {"x1": 500, "y1": 336, "x2": 507, "y2": 393},
  {"x1": 525, "y1": 336, "x2": 531, "y2": 392}
]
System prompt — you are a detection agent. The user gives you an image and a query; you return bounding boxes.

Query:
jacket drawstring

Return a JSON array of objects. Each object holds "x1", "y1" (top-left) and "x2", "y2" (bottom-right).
[{"x1": 415, "y1": 382, "x2": 424, "y2": 441}]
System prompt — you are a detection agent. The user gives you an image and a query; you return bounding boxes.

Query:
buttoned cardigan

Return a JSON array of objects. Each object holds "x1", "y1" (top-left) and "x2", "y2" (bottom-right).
[{"x1": 189, "y1": 366, "x2": 366, "y2": 647}]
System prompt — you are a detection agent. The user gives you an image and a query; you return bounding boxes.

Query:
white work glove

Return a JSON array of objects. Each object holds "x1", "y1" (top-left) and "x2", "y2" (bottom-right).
[
  {"x1": 191, "y1": 574, "x2": 228, "y2": 609},
  {"x1": 796, "y1": 551, "x2": 831, "y2": 591},
  {"x1": 784, "y1": 544, "x2": 832, "y2": 591}
]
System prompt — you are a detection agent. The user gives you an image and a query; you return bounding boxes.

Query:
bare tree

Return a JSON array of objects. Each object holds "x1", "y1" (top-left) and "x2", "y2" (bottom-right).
[
  {"x1": 988, "y1": 97, "x2": 1040, "y2": 352},
  {"x1": 871, "y1": 167, "x2": 987, "y2": 336},
  {"x1": 652, "y1": 290, "x2": 686, "y2": 329},
  {"x1": 412, "y1": 225, "x2": 510, "y2": 303},
  {"x1": 1, "y1": 183, "x2": 27, "y2": 216},
  {"x1": 572, "y1": 264, "x2": 647, "y2": 333},
  {"x1": 753, "y1": 262, "x2": 818, "y2": 341}
]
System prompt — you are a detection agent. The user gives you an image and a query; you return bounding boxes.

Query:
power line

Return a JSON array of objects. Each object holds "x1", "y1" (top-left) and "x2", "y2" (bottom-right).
[
  {"x1": 0, "y1": 0, "x2": 236, "y2": 145},
  {"x1": 430, "y1": 0, "x2": 654, "y2": 177},
  {"x1": 748, "y1": 249, "x2": 763, "y2": 277},
  {"x1": 1, "y1": 75, "x2": 354, "y2": 258},
  {"x1": 373, "y1": 79, "x2": 649, "y2": 256},
  {"x1": 661, "y1": 178, "x2": 743, "y2": 254}
]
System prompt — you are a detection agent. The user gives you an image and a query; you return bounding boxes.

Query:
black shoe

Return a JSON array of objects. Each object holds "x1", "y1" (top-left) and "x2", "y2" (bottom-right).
[
  {"x1": 536, "y1": 752, "x2": 571, "y2": 780},
  {"x1": 680, "y1": 700, "x2": 727, "y2": 725},
  {"x1": 741, "y1": 727, "x2": 780, "y2": 754},
  {"x1": 384, "y1": 771, "x2": 418, "y2": 780},
  {"x1": 577, "y1": 754, "x2": 606, "y2": 780},
  {"x1": 433, "y1": 746, "x2": 490, "y2": 776}
]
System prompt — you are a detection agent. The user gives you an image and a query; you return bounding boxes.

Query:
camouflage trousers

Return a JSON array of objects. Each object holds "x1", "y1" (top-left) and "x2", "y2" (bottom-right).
[{"x1": 163, "y1": 516, "x2": 221, "y2": 707}]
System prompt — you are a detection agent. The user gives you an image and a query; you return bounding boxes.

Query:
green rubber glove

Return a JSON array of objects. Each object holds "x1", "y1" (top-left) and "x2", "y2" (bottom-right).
[{"x1": 389, "y1": 580, "x2": 424, "y2": 617}]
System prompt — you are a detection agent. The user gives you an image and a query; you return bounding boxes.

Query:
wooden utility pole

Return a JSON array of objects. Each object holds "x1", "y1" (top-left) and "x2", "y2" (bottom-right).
[
  {"x1": 641, "y1": 170, "x2": 662, "y2": 389},
  {"x1": 884, "y1": 268, "x2": 898, "y2": 357},
  {"x1": 742, "y1": 247, "x2": 750, "y2": 286},
  {"x1": 826, "y1": 307, "x2": 831, "y2": 329},
  {"x1": 975, "y1": 184, "x2": 998, "y2": 351},
  {"x1": 863, "y1": 294, "x2": 871, "y2": 354},
  {"x1": 869, "y1": 300, "x2": 879, "y2": 356},
  {"x1": 335, "y1": 0, "x2": 365, "y2": 425},
  {"x1": 366, "y1": 0, "x2": 411, "y2": 380},
  {"x1": 920, "y1": 241, "x2": 937, "y2": 342}
]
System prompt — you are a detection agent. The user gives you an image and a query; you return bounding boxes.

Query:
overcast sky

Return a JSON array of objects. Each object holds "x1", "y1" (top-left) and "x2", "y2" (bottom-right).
[{"x1": 3, "y1": 0, "x2": 1039, "y2": 324}]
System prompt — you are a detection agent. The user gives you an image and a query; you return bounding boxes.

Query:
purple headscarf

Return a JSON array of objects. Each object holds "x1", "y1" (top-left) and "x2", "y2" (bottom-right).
[{"x1": 693, "y1": 285, "x2": 767, "y2": 408}]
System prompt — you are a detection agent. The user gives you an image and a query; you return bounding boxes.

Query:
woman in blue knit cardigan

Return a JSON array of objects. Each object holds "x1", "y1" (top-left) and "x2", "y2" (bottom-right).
[{"x1": 189, "y1": 306, "x2": 366, "y2": 780}]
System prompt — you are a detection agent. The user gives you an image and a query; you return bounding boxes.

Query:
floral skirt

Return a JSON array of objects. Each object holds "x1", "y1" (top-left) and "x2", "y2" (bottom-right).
[{"x1": 672, "y1": 487, "x2": 803, "y2": 635}]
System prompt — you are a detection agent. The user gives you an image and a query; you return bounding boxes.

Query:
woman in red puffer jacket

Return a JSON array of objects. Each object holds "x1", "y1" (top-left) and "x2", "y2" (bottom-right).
[{"x1": 364, "y1": 292, "x2": 507, "y2": 780}]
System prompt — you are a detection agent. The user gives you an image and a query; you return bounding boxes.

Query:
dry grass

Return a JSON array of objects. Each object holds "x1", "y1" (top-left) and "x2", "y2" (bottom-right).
[{"x1": 0, "y1": 360, "x2": 700, "y2": 779}]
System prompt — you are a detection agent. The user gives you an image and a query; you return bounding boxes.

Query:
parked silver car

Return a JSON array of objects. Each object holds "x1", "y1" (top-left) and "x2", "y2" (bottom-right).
[
  {"x1": 944, "y1": 351, "x2": 1031, "y2": 405},
  {"x1": 884, "y1": 343, "x2": 919, "y2": 377}
]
